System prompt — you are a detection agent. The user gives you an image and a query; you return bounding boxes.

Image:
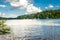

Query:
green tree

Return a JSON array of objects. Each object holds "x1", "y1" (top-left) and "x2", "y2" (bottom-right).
[
  {"x1": 17, "y1": 9, "x2": 60, "y2": 19},
  {"x1": 0, "y1": 20, "x2": 10, "y2": 35}
]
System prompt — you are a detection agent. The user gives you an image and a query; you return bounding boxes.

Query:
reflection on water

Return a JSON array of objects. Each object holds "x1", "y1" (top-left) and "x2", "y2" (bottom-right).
[{"x1": 6, "y1": 19, "x2": 60, "y2": 40}]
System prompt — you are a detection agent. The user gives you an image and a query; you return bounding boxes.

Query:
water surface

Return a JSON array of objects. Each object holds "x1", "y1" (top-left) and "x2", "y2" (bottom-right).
[{"x1": 6, "y1": 19, "x2": 60, "y2": 40}]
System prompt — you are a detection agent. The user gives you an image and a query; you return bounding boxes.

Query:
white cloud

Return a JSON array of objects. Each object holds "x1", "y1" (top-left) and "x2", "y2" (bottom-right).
[
  {"x1": 6, "y1": 0, "x2": 29, "y2": 7},
  {"x1": 6, "y1": 0, "x2": 42, "y2": 13},
  {"x1": 26, "y1": 4, "x2": 42, "y2": 13},
  {"x1": 48, "y1": 4, "x2": 54, "y2": 8},
  {"x1": 1, "y1": 0, "x2": 42, "y2": 18},
  {"x1": 45, "y1": 4, "x2": 54, "y2": 9},
  {"x1": 10, "y1": 2, "x2": 20, "y2": 7},
  {"x1": 0, "y1": 5, "x2": 6, "y2": 8},
  {"x1": 0, "y1": 12, "x2": 18, "y2": 18}
]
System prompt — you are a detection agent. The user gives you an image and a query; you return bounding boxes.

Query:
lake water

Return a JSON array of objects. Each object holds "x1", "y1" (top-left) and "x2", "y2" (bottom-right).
[{"x1": 6, "y1": 19, "x2": 60, "y2": 40}]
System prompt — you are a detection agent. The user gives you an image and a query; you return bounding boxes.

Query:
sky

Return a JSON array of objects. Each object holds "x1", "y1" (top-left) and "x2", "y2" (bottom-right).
[{"x1": 0, "y1": 0, "x2": 60, "y2": 18}]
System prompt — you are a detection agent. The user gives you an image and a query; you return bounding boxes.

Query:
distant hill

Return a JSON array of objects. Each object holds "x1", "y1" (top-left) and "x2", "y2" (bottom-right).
[
  {"x1": 0, "y1": 9, "x2": 60, "y2": 19},
  {"x1": 0, "y1": 17, "x2": 17, "y2": 20},
  {"x1": 0, "y1": 17, "x2": 6, "y2": 19},
  {"x1": 17, "y1": 9, "x2": 60, "y2": 19}
]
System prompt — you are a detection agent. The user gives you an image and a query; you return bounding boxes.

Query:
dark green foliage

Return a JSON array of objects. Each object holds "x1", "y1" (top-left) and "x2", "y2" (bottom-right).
[
  {"x1": 0, "y1": 20, "x2": 10, "y2": 35},
  {"x1": 17, "y1": 9, "x2": 60, "y2": 19},
  {"x1": 0, "y1": 9, "x2": 60, "y2": 19}
]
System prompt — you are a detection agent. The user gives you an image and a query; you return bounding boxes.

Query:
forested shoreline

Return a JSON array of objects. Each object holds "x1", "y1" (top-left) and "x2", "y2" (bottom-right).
[{"x1": 0, "y1": 9, "x2": 60, "y2": 19}]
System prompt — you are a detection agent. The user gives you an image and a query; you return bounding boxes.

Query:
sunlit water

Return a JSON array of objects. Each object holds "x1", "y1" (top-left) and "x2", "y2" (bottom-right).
[{"x1": 6, "y1": 19, "x2": 60, "y2": 40}]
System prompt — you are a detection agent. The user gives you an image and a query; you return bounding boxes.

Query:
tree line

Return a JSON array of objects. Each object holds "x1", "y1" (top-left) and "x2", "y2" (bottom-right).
[
  {"x1": 0, "y1": 9, "x2": 60, "y2": 19},
  {"x1": 17, "y1": 9, "x2": 60, "y2": 19}
]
